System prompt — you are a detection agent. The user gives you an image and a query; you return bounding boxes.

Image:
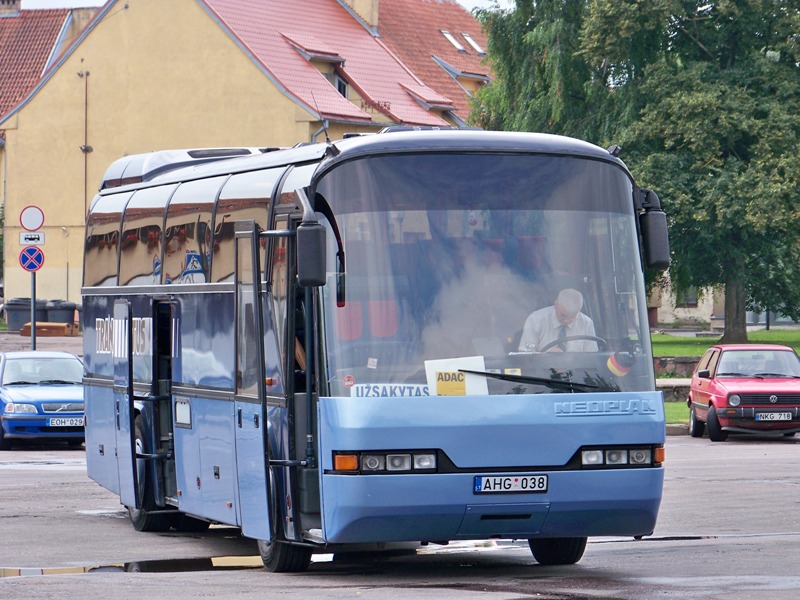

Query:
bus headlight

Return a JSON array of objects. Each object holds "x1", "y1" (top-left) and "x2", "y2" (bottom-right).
[
  {"x1": 581, "y1": 450, "x2": 604, "y2": 465},
  {"x1": 334, "y1": 451, "x2": 437, "y2": 473},
  {"x1": 413, "y1": 453, "x2": 436, "y2": 470},
  {"x1": 361, "y1": 454, "x2": 386, "y2": 471},
  {"x1": 386, "y1": 454, "x2": 412, "y2": 471},
  {"x1": 581, "y1": 446, "x2": 659, "y2": 468}
]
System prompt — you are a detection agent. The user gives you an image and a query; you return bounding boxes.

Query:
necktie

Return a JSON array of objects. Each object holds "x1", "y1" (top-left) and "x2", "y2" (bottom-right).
[{"x1": 557, "y1": 324, "x2": 567, "y2": 351}]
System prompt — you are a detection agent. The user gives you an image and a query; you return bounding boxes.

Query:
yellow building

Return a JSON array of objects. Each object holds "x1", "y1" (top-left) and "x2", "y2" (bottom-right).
[{"x1": 0, "y1": 0, "x2": 476, "y2": 303}]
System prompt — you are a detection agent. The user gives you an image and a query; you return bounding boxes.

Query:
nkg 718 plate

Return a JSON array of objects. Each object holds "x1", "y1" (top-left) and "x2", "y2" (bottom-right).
[{"x1": 474, "y1": 474, "x2": 548, "y2": 494}]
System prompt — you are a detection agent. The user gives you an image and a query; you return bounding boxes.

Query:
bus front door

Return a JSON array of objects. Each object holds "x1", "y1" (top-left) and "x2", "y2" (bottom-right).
[
  {"x1": 233, "y1": 221, "x2": 272, "y2": 541},
  {"x1": 113, "y1": 299, "x2": 140, "y2": 510}
]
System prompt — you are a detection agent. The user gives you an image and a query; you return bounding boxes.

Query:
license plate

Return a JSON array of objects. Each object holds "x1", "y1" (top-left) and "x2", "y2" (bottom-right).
[
  {"x1": 48, "y1": 417, "x2": 84, "y2": 427},
  {"x1": 474, "y1": 474, "x2": 548, "y2": 494},
  {"x1": 755, "y1": 412, "x2": 792, "y2": 422}
]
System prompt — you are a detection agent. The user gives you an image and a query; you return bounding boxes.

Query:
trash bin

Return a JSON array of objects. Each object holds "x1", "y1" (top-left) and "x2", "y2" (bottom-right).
[
  {"x1": 46, "y1": 299, "x2": 78, "y2": 324},
  {"x1": 4, "y1": 297, "x2": 47, "y2": 332}
]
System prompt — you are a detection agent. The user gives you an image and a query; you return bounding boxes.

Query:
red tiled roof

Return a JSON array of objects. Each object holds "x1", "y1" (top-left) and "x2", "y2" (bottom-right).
[
  {"x1": 0, "y1": 9, "x2": 69, "y2": 119},
  {"x1": 201, "y1": 0, "x2": 451, "y2": 126},
  {"x1": 377, "y1": 0, "x2": 491, "y2": 122}
]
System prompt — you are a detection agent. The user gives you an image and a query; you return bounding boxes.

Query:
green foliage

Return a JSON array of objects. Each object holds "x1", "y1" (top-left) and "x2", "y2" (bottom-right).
[{"x1": 474, "y1": 0, "x2": 800, "y2": 341}]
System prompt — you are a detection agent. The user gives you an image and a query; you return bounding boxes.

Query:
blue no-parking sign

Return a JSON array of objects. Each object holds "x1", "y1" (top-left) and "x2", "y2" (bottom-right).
[{"x1": 19, "y1": 245, "x2": 45, "y2": 272}]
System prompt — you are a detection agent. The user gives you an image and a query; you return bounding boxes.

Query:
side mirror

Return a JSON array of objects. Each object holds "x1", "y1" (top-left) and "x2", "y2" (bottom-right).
[
  {"x1": 639, "y1": 189, "x2": 670, "y2": 271},
  {"x1": 697, "y1": 369, "x2": 710, "y2": 379},
  {"x1": 296, "y1": 221, "x2": 326, "y2": 287}
]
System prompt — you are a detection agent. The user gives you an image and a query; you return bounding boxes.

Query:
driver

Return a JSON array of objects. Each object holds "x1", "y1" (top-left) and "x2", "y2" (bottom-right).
[{"x1": 518, "y1": 288, "x2": 597, "y2": 352}]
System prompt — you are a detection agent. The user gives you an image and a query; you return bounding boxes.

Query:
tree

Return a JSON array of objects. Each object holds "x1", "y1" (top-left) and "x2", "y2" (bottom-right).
[{"x1": 473, "y1": 1, "x2": 800, "y2": 342}]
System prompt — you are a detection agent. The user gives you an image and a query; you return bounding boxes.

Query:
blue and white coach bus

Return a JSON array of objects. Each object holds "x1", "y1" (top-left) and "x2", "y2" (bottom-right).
[{"x1": 82, "y1": 129, "x2": 670, "y2": 572}]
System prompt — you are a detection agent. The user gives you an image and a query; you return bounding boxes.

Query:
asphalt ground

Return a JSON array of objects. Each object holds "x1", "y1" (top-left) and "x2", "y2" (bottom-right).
[{"x1": 0, "y1": 330, "x2": 84, "y2": 356}]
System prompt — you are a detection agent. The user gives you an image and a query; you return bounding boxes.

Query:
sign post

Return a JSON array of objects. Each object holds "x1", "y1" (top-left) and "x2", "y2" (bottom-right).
[{"x1": 19, "y1": 206, "x2": 45, "y2": 351}]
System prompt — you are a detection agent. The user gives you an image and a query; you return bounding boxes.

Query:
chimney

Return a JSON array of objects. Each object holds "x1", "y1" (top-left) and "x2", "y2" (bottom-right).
[
  {"x1": 340, "y1": 0, "x2": 379, "y2": 30},
  {"x1": 0, "y1": 0, "x2": 20, "y2": 18}
]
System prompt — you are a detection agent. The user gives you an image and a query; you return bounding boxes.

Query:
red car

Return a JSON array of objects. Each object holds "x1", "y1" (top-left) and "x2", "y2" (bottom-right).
[{"x1": 688, "y1": 344, "x2": 800, "y2": 441}]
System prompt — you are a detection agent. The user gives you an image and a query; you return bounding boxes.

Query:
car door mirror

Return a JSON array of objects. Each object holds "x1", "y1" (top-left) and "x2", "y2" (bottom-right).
[{"x1": 696, "y1": 369, "x2": 710, "y2": 379}]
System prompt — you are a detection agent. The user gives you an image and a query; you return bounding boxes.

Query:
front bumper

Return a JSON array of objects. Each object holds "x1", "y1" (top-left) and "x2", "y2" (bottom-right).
[
  {"x1": 716, "y1": 406, "x2": 800, "y2": 431},
  {"x1": 1, "y1": 414, "x2": 85, "y2": 439}
]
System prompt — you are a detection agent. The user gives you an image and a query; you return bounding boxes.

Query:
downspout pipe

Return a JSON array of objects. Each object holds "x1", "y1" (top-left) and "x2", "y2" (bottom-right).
[{"x1": 311, "y1": 119, "x2": 330, "y2": 143}]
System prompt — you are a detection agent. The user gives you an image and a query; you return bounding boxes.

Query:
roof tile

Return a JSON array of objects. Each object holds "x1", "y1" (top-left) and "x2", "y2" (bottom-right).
[
  {"x1": 202, "y1": 0, "x2": 450, "y2": 126},
  {"x1": 0, "y1": 9, "x2": 69, "y2": 118},
  {"x1": 377, "y1": 0, "x2": 491, "y2": 122}
]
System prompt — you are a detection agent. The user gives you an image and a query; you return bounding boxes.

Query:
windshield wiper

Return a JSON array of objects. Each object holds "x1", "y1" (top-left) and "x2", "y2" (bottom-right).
[
  {"x1": 38, "y1": 379, "x2": 80, "y2": 385},
  {"x1": 458, "y1": 369, "x2": 602, "y2": 393},
  {"x1": 4, "y1": 380, "x2": 37, "y2": 386},
  {"x1": 753, "y1": 373, "x2": 800, "y2": 379}
]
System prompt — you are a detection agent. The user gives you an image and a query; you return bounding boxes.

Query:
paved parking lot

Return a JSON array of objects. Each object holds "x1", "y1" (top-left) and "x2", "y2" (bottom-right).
[{"x1": 0, "y1": 331, "x2": 83, "y2": 355}]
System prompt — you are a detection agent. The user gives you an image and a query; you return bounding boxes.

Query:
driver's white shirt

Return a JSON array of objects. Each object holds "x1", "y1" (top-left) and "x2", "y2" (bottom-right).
[{"x1": 518, "y1": 306, "x2": 597, "y2": 352}]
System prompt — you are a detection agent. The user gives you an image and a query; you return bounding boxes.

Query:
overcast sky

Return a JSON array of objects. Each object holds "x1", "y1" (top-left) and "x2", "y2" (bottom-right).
[{"x1": 22, "y1": 0, "x2": 514, "y2": 12}]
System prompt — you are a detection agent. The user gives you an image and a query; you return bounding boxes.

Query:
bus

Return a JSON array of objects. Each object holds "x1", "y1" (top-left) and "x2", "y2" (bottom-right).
[{"x1": 82, "y1": 129, "x2": 670, "y2": 572}]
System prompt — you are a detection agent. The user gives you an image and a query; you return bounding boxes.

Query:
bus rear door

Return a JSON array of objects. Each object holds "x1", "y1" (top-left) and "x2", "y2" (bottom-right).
[
  {"x1": 113, "y1": 299, "x2": 140, "y2": 510},
  {"x1": 233, "y1": 221, "x2": 272, "y2": 541}
]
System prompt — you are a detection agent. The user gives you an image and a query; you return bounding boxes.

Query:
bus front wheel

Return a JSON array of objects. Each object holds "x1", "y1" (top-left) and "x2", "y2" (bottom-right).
[
  {"x1": 528, "y1": 537, "x2": 587, "y2": 565},
  {"x1": 128, "y1": 415, "x2": 175, "y2": 532},
  {"x1": 257, "y1": 540, "x2": 312, "y2": 573}
]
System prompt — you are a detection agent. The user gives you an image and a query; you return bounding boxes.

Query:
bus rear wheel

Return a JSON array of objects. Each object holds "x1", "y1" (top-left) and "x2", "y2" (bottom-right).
[
  {"x1": 257, "y1": 540, "x2": 312, "y2": 573},
  {"x1": 129, "y1": 415, "x2": 175, "y2": 532},
  {"x1": 528, "y1": 537, "x2": 587, "y2": 565}
]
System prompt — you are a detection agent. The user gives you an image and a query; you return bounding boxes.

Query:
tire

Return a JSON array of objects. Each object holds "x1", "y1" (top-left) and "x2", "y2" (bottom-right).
[
  {"x1": 257, "y1": 539, "x2": 312, "y2": 573},
  {"x1": 128, "y1": 415, "x2": 175, "y2": 532},
  {"x1": 689, "y1": 407, "x2": 705, "y2": 438},
  {"x1": 0, "y1": 427, "x2": 10, "y2": 451},
  {"x1": 528, "y1": 537, "x2": 587, "y2": 565},
  {"x1": 174, "y1": 514, "x2": 211, "y2": 532},
  {"x1": 706, "y1": 405, "x2": 728, "y2": 442}
]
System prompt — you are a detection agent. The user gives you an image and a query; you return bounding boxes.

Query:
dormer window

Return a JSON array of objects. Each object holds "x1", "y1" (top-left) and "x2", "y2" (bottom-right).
[
  {"x1": 334, "y1": 72, "x2": 348, "y2": 98},
  {"x1": 440, "y1": 30, "x2": 465, "y2": 53},
  {"x1": 461, "y1": 33, "x2": 485, "y2": 55}
]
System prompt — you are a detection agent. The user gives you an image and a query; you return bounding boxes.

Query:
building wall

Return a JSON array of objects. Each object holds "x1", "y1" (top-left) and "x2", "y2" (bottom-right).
[
  {"x1": 654, "y1": 284, "x2": 718, "y2": 327},
  {"x1": 1, "y1": 0, "x2": 324, "y2": 303}
]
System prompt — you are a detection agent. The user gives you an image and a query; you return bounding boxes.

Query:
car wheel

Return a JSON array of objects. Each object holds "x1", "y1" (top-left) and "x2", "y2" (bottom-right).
[
  {"x1": 706, "y1": 405, "x2": 728, "y2": 442},
  {"x1": 128, "y1": 415, "x2": 176, "y2": 532},
  {"x1": 689, "y1": 407, "x2": 705, "y2": 438},
  {"x1": 257, "y1": 539, "x2": 312, "y2": 573},
  {"x1": 0, "y1": 427, "x2": 10, "y2": 451},
  {"x1": 528, "y1": 537, "x2": 587, "y2": 565}
]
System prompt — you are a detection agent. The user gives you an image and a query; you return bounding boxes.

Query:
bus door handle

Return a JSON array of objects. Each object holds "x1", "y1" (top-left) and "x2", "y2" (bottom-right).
[{"x1": 236, "y1": 408, "x2": 259, "y2": 428}]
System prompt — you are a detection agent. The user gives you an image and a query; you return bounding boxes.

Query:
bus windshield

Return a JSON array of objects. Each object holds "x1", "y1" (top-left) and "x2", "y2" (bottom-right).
[{"x1": 315, "y1": 152, "x2": 654, "y2": 397}]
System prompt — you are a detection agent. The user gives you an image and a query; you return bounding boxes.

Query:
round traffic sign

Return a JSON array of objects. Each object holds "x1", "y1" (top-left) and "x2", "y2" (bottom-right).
[
  {"x1": 20, "y1": 205, "x2": 45, "y2": 231},
  {"x1": 19, "y1": 246, "x2": 45, "y2": 272}
]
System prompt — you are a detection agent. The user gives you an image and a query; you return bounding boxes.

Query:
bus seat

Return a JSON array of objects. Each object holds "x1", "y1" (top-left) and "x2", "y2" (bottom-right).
[
  {"x1": 334, "y1": 301, "x2": 363, "y2": 341},
  {"x1": 484, "y1": 239, "x2": 504, "y2": 267},
  {"x1": 368, "y1": 300, "x2": 398, "y2": 338},
  {"x1": 516, "y1": 236, "x2": 548, "y2": 270}
]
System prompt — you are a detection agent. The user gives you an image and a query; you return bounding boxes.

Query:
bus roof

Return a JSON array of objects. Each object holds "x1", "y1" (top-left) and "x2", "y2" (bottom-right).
[{"x1": 97, "y1": 130, "x2": 628, "y2": 195}]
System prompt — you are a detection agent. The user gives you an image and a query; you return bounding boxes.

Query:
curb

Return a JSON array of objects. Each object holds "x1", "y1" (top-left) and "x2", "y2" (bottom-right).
[{"x1": 666, "y1": 423, "x2": 688, "y2": 436}]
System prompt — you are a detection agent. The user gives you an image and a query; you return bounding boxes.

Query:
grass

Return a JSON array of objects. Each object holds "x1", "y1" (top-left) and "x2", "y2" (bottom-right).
[
  {"x1": 651, "y1": 329, "x2": 800, "y2": 357},
  {"x1": 664, "y1": 401, "x2": 689, "y2": 425}
]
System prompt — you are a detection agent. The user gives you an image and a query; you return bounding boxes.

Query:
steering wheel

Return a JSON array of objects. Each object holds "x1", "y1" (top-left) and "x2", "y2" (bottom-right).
[{"x1": 538, "y1": 335, "x2": 608, "y2": 353}]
